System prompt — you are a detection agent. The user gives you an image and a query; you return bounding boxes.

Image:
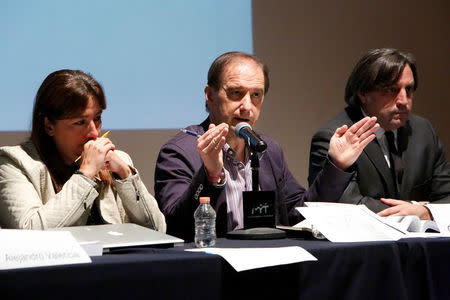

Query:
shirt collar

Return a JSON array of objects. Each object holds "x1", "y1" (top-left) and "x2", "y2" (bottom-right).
[{"x1": 223, "y1": 143, "x2": 249, "y2": 167}]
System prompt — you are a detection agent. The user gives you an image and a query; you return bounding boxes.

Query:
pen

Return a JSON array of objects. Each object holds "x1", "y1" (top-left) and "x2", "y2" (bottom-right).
[
  {"x1": 180, "y1": 128, "x2": 202, "y2": 137},
  {"x1": 74, "y1": 130, "x2": 111, "y2": 162},
  {"x1": 180, "y1": 128, "x2": 231, "y2": 150}
]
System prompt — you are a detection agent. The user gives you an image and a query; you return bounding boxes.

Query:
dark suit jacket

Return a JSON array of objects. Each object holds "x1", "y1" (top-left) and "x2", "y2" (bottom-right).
[
  {"x1": 309, "y1": 106, "x2": 450, "y2": 212},
  {"x1": 155, "y1": 119, "x2": 354, "y2": 241}
]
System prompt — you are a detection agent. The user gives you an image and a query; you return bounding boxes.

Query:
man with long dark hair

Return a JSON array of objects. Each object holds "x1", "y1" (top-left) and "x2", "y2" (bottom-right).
[{"x1": 309, "y1": 48, "x2": 450, "y2": 219}]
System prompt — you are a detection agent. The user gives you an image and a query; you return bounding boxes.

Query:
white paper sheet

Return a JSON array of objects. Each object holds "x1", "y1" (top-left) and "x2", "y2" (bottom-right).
[
  {"x1": 296, "y1": 205, "x2": 405, "y2": 242},
  {"x1": 304, "y1": 202, "x2": 355, "y2": 207},
  {"x1": 426, "y1": 204, "x2": 450, "y2": 236},
  {"x1": 357, "y1": 205, "x2": 446, "y2": 237},
  {"x1": 186, "y1": 246, "x2": 317, "y2": 272},
  {"x1": 0, "y1": 230, "x2": 91, "y2": 270}
]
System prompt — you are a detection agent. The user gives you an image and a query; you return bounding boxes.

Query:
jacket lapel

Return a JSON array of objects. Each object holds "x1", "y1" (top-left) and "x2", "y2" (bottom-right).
[
  {"x1": 396, "y1": 121, "x2": 411, "y2": 196},
  {"x1": 363, "y1": 140, "x2": 397, "y2": 196},
  {"x1": 345, "y1": 106, "x2": 397, "y2": 197},
  {"x1": 258, "y1": 152, "x2": 272, "y2": 191}
]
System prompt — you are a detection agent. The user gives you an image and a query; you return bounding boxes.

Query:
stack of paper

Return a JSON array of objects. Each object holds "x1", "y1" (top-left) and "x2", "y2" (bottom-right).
[{"x1": 296, "y1": 203, "x2": 449, "y2": 242}]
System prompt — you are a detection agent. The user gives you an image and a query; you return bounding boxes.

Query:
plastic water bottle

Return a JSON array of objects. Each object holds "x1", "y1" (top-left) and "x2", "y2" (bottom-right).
[{"x1": 194, "y1": 196, "x2": 216, "y2": 247}]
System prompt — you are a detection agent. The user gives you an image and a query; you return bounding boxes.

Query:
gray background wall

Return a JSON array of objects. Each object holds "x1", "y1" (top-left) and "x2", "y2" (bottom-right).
[
  {"x1": 253, "y1": 0, "x2": 449, "y2": 188},
  {"x1": 1, "y1": 0, "x2": 449, "y2": 192}
]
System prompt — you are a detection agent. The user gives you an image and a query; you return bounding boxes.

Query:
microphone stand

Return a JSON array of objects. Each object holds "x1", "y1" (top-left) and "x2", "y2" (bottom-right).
[
  {"x1": 251, "y1": 151, "x2": 259, "y2": 192},
  {"x1": 226, "y1": 148, "x2": 286, "y2": 240}
]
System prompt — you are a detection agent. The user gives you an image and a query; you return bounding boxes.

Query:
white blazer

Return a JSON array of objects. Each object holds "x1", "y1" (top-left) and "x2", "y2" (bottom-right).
[{"x1": 0, "y1": 141, "x2": 166, "y2": 232}]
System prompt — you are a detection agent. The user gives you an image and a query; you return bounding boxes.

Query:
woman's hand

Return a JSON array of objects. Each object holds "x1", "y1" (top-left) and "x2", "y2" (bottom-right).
[
  {"x1": 79, "y1": 137, "x2": 115, "y2": 179},
  {"x1": 104, "y1": 150, "x2": 131, "y2": 179}
]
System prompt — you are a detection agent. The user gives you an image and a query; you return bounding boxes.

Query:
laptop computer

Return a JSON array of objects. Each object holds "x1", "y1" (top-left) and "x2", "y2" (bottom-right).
[{"x1": 48, "y1": 223, "x2": 184, "y2": 250}]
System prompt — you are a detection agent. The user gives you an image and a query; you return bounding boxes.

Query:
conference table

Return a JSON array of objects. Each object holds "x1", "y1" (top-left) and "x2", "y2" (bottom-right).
[{"x1": 2, "y1": 235, "x2": 450, "y2": 300}]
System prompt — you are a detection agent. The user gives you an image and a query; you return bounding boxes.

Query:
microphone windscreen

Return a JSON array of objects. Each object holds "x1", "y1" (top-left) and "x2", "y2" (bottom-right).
[{"x1": 234, "y1": 122, "x2": 252, "y2": 137}]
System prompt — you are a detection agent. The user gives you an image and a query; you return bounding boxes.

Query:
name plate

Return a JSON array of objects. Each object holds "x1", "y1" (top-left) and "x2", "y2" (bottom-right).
[
  {"x1": 243, "y1": 190, "x2": 276, "y2": 229},
  {"x1": 0, "y1": 229, "x2": 91, "y2": 270}
]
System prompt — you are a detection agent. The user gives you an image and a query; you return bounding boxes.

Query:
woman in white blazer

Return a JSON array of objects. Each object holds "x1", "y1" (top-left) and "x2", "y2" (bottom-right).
[{"x1": 0, "y1": 70, "x2": 166, "y2": 231}]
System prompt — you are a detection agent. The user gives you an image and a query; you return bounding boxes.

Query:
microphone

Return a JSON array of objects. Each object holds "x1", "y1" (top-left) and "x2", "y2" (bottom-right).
[{"x1": 234, "y1": 122, "x2": 267, "y2": 152}]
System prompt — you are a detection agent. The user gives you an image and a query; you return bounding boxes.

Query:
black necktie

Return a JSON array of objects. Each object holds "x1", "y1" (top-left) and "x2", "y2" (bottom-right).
[{"x1": 385, "y1": 131, "x2": 403, "y2": 196}]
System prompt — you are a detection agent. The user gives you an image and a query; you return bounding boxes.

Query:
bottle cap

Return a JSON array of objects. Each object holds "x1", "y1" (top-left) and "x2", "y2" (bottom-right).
[{"x1": 199, "y1": 197, "x2": 210, "y2": 203}]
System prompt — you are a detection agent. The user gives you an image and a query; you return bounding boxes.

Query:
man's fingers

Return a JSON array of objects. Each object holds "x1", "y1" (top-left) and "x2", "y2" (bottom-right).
[
  {"x1": 355, "y1": 121, "x2": 378, "y2": 141},
  {"x1": 204, "y1": 135, "x2": 225, "y2": 152},
  {"x1": 219, "y1": 126, "x2": 229, "y2": 139},
  {"x1": 355, "y1": 122, "x2": 379, "y2": 146},
  {"x1": 200, "y1": 134, "x2": 222, "y2": 154},
  {"x1": 358, "y1": 123, "x2": 379, "y2": 141},
  {"x1": 200, "y1": 124, "x2": 228, "y2": 146},
  {"x1": 378, "y1": 198, "x2": 409, "y2": 217},
  {"x1": 197, "y1": 122, "x2": 229, "y2": 157},
  {"x1": 348, "y1": 116, "x2": 370, "y2": 134},
  {"x1": 353, "y1": 117, "x2": 377, "y2": 137},
  {"x1": 198, "y1": 128, "x2": 219, "y2": 148},
  {"x1": 377, "y1": 209, "x2": 391, "y2": 217},
  {"x1": 377, "y1": 206, "x2": 399, "y2": 217},
  {"x1": 380, "y1": 198, "x2": 405, "y2": 206},
  {"x1": 334, "y1": 125, "x2": 348, "y2": 137},
  {"x1": 390, "y1": 212, "x2": 408, "y2": 217},
  {"x1": 215, "y1": 136, "x2": 226, "y2": 150},
  {"x1": 357, "y1": 133, "x2": 376, "y2": 149}
]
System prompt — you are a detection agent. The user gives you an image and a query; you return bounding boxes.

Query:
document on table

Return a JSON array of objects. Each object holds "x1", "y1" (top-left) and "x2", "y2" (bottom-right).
[
  {"x1": 296, "y1": 205, "x2": 406, "y2": 242},
  {"x1": 375, "y1": 214, "x2": 439, "y2": 233},
  {"x1": 186, "y1": 246, "x2": 317, "y2": 272},
  {"x1": 425, "y1": 204, "x2": 450, "y2": 236}
]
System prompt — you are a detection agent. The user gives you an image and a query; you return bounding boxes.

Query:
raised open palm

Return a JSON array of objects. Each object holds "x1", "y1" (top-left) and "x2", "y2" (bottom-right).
[{"x1": 329, "y1": 116, "x2": 379, "y2": 170}]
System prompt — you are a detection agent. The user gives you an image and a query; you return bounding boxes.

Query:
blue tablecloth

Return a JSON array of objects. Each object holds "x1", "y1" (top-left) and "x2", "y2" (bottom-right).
[{"x1": 2, "y1": 237, "x2": 450, "y2": 300}]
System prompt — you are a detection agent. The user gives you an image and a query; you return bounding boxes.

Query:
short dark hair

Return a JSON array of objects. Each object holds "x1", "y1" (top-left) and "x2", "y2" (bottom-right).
[
  {"x1": 345, "y1": 48, "x2": 418, "y2": 107},
  {"x1": 207, "y1": 51, "x2": 270, "y2": 93},
  {"x1": 206, "y1": 52, "x2": 269, "y2": 112}
]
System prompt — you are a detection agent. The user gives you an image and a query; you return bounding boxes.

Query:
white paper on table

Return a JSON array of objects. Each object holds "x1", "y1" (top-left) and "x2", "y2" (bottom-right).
[
  {"x1": 293, "y1": 218, "x2": 312, "y2": 229},
  {"x1": 374, "y1": 214, "x2": 440, "y2": 234},
  {"x1": 186, "y1": 246, "x2": 317, "y2": 272},
  {"x1": 359, "y1": 205, "x2": 447, "y2": 238},
  {"x1": 425, "y1": 204, "x2": 450, "y2": 236},
  {"x1": 304, "y1": 202, "x2": 356, "y2": 207},
  {"x1": 296, "y1": 205, "x2": 405, "y2": 242},
  {"x1": 298, "y1": 203, "x2": 358, "y2": 230},
  {"x1": 0, "y1": 229, "x2": 91, "y2": 270}
]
